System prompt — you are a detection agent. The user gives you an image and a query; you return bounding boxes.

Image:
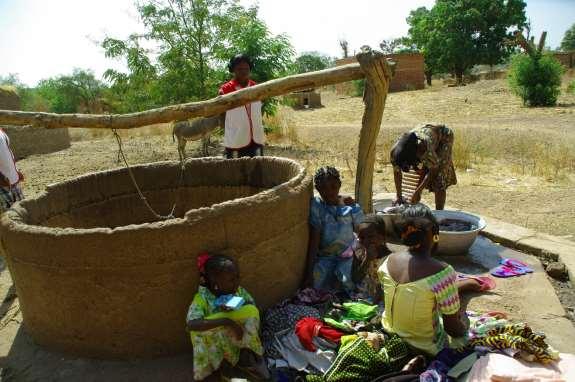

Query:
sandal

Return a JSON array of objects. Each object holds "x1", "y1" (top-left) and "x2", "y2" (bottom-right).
[{"x1": 501, "y1": 258, "x2": 533, "y2": 273}]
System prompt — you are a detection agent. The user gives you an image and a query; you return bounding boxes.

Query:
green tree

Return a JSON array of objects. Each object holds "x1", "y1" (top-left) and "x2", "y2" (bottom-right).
[
  {"x1": 407, "y1": 0, "x2": 527, "y2": 84},
  {"x1": 508, "y1": 33, "x2": 564, "y2": 107},
  {"x1": 561, "y1": 23, "x2": 575, "y2": 51},
  {"x1": 103, "y1": 0, "x2": 294, "y2": 114},
  {"x1": 0, "y1": 74, "x2": 50, "y2": 112},
  {"x1": 406, "y1": 7, "x2": 441, "y2": 85},
  {"x1": 294, "y1": 52, "x2": 333, "y2": 73},
  {"x1": 37, "y1": 69, "x2": 106, "y2": 113}
]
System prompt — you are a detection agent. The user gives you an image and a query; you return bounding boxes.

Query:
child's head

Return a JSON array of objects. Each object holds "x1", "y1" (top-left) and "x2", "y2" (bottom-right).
[
  {"x1": 203, "y1": 254, "x2": 240, "y2": 295},
  {"x1": 395, "y1": 203, "x2": 439, "y2": 253},
  {"x1": 358, "y1": 214, "x2": 387, "y2": 250},
  {"x1": 229, "y1": 54, "x2": 252, "y2": 83},
  {"x1": 314, "y1": 166, "x2": 341, "y2": 205}
]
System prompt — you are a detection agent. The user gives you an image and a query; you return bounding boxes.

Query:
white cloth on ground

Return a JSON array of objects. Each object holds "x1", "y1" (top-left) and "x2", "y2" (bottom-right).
[
  {"x1": 467, "y1": 353, "x2": 575, "y2": 382},
  {"x1": 272, "y1": 331, "x2": 336, "y2": 373}
]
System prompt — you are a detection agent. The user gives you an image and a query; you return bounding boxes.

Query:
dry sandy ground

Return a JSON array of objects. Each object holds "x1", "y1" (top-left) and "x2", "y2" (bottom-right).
[{"x1": 14, "y1": 78, "x2": 575, "y2": 238}]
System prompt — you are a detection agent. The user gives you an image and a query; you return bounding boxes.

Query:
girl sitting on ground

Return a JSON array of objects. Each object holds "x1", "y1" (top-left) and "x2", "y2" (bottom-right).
[
  {"x1": 353, "y1": 214, "x2": 392, "y2": 302},
  {"x1": 306, "y1": 166, "x2": 364, "y2": 294},
  {"x1": 377, "y1": 204, "x2": 488, "y2": 356},
  {"x1": 186, "y1": 253, "x2": 268, "y2": 381}
]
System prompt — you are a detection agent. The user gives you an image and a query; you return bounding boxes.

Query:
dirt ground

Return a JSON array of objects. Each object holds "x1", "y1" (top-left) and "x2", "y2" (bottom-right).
[
  {"x1": 16, "y1": 77, "x2": 575, "y2": 239},
  {"x1": 2, "y1": 77, "x2": 575, "y2": 380}
]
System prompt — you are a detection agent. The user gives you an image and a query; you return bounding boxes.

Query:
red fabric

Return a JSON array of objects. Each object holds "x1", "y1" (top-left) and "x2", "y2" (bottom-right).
[
  {"x1": 197, "y1": 252, "x2": 211, "y2": 273},
  {"x1": 295, "y1": 317, "x2": 344, "y2": 352},
  {"x1": 218, "y1": 79, "x2": 256, "y2": 95}
]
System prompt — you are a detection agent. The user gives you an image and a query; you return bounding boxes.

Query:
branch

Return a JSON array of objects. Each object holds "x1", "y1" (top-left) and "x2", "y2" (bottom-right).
[{"x1": 0, "y1": 64, "x2": 367, "y2": 129}]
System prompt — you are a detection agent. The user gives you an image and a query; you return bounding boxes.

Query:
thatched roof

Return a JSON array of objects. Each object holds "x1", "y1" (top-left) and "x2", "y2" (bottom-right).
[{"x1": 0, "y1": 86, "x2": 21, "y2": 111}]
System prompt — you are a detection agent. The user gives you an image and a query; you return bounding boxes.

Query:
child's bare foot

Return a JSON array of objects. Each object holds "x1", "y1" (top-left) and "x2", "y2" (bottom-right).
[
  {"x1": 402, "y1": 355, "x2": 427, "y2": 373},
  {"x1": 237, "y1": 349, "x2": 270, "y2": 380}
]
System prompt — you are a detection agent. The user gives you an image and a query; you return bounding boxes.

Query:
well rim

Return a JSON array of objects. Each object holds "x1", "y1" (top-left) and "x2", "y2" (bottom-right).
[{"x1": 0, "y1": 156, "x2": 309, "y2": 236}]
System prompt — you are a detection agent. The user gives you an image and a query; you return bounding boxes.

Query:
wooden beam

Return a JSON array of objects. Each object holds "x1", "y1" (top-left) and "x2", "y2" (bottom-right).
[
  {"x1": 354, "y1": 49, "x2": 394, "y2": 213},
  {"x1": 0, "y1": 64, "x2": 365, "y2": 130}
]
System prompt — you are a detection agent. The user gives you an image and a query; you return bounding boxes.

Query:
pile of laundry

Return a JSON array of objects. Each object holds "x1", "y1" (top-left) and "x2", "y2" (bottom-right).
[{"x1": 259, "y1": 290, "x2": 575, "y2": 382}]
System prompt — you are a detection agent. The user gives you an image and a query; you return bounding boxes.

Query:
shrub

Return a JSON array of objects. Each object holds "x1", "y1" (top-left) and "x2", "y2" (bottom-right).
[
  {"x1": 508, "y1": 53, "x2": 564, "y2": 106},
  {"x1": 568, "y1": 80, "x2": 575, "y2": 95},
  {"x1": 353, "y1": 79, "x2": 365, "y2": 97}
]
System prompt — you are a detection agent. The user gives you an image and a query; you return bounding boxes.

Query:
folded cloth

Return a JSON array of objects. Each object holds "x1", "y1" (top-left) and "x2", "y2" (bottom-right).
[
  {"x1": 467, "y1": 353, "x2": 575, "y2": 382},
  {"x1": 262, "y1": 302, "x2": 321, "y2": 358},
  {"x1": 273, "y1": 331, "x2": 336, "y2": 374},
  {"x1": 295, "y1": 317, "x2": 344, "y2": 352},
  {"x1": 306, "y1": 335, "x2": 411, "y2": 382},
  {"x1": 341, "y1": 301, "x2": 378, "y2": 321}
]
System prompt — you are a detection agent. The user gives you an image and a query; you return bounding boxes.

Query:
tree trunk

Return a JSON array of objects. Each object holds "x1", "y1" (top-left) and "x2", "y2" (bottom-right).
[
  {"x1": 354, "y1": 50, "x2": 394, "y2": 213},
  {"x1": 455, "y1": 70, "x2": 464, "y2": 85},
  {"x1": 0, "y1": 63, "x2": 371, "y2": 129},
  {"x1": 425, "y1": 70, "x2": 432, "y2": 86}
]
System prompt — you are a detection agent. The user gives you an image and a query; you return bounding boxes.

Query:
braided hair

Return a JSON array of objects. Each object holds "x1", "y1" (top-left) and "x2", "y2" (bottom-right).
[
  {"x1": 395, "y1": 204, "x2": 439, "y2": 251},
  {"x1": 361, "y1": 214, "x2": 386, "y2": 235},
  {"x1": 314, "y1": 166, "x2": 341, "y2": 191},
  {"x1": 202, "y1": 254, "x2": 237, "y2": 287}
]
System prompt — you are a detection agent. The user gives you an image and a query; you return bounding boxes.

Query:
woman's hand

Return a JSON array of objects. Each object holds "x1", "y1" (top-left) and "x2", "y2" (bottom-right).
[
  {"x1": 411, "y1": 191, "x2": 422, "y2": 204},
  {"x1": 392, "y1": 196, "x2": 405, "y2": 206},
  {"x1": 226, "y1": 319, "x2": 244, "y2": 340}
]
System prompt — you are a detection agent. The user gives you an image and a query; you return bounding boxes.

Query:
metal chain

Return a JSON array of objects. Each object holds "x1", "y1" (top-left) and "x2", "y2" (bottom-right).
[{"x1": 112, "y1": 129, "x2": 185, "y2": 221}]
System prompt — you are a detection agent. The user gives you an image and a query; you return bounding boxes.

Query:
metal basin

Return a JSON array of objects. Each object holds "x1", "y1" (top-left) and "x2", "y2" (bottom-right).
[{"x1": 433, "y1": 210, "x2": 487, "y2": 256}]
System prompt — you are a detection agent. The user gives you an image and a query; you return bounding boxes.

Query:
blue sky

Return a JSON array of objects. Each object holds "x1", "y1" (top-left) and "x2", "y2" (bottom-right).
[{"x1": 0, "y1": 0, "x2": 573, "y2": 86}]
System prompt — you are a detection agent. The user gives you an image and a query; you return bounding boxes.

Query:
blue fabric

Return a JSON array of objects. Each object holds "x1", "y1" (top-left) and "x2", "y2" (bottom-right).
[
  {"x1": 309, "y1": 197, "x2": 364, "y2": 258},
  {"x1": 313, "y1": 255, "x2": 354, "y2": 292}
]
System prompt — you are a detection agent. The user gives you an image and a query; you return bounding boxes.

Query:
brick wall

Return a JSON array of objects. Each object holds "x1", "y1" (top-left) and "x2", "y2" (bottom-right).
[
  {"x1": 553, "y1": 52, "x2": 575, "y2": 68},
  {"x1": 0, "y1": 87, "x2": 21, "y2": 111},
  {"x1": 335, "y1": 53, "x2": 425, "y2": 94},
  {"x1": 2, "y1": 125, "x2": 71, "y2": 160}
]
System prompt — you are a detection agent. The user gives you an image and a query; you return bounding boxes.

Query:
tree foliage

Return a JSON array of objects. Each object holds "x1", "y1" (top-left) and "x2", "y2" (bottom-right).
[
  {"x1": 294, "y1": 52, "x2": 333, "y2": 73},
  {"x1": 36, "y1": 69, "x2": 107, "y2": 113},
  {"x1": 102, "y1": 0, "x2": 294, "y2": 114},
  {"x1": 406, "y1": 0, "x2": 527, "y2": 83},
  {"x1": 508, "y1": 33, "x2": 564, "y2": 107},
  {"x1": 561, "y1": 23, "x2": 575, "y2": 51}
]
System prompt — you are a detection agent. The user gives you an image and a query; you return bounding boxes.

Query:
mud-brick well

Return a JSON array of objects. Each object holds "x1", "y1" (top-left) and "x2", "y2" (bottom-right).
[{"x1": 0, "y1": 157, "x2": 313, "y2": 359}]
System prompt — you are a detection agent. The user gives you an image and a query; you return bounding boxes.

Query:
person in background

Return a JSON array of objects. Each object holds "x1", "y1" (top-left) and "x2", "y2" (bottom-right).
[
  {"x1": 0, "y1": 128, "x2": 23, "y2": 212},
  {"x1": 186, "y1": 253, "x2": 268, "y2": 381},
  {"x1": 390, "y1": 123, "x2": 457, "y2": 210},
  {"x1": 219, "y1": 54, "x2": 265, "y2": 159},
  {"x1": 306, "y1": 166, "x2": 364, "y2": 294}
]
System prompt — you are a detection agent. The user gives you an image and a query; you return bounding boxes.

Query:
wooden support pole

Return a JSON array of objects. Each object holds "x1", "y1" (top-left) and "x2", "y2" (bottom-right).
[
  {"x1": 0, "y1": 64, "x2": 364, "y2": 130},
  {"x1": 354, "y1": 49, "x2": 394, "y2": 213}
]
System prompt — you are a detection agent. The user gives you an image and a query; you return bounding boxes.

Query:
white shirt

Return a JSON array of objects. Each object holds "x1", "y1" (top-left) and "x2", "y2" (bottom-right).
[
  {"x1": 0, "y1": 130, "x2": 20, "y2": 185},
  {"x1": 218, "y1": 79, "x2": 265, "y2": 149}
]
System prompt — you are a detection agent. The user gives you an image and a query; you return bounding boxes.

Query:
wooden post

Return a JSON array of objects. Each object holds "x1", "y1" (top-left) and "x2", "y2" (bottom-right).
[{"x1": 354, "y1": 49, "x2": 394, "y2": 213}]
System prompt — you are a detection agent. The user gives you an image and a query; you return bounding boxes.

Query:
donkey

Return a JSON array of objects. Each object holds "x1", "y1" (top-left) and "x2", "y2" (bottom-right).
[{"x1": 171, "y1": 115, "x2": 224, "y2": 160}]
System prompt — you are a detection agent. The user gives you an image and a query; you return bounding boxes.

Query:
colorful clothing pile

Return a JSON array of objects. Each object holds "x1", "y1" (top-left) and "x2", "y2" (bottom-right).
[
  {"x1": 186, "y1": 286, "x2": 263, "y2": 381},
  {"x1": 324, "y1": 301, "x2": 380, "y2": 333},
  {"x1": 306, "y1": 334, "x2": 411, "y2": 382},
  {"x1": 262, "y1": 302, "x2": 321, "y2": 359},
  {"x1": 295, "y1": 318, "x2": 344, "y2": 351}
]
